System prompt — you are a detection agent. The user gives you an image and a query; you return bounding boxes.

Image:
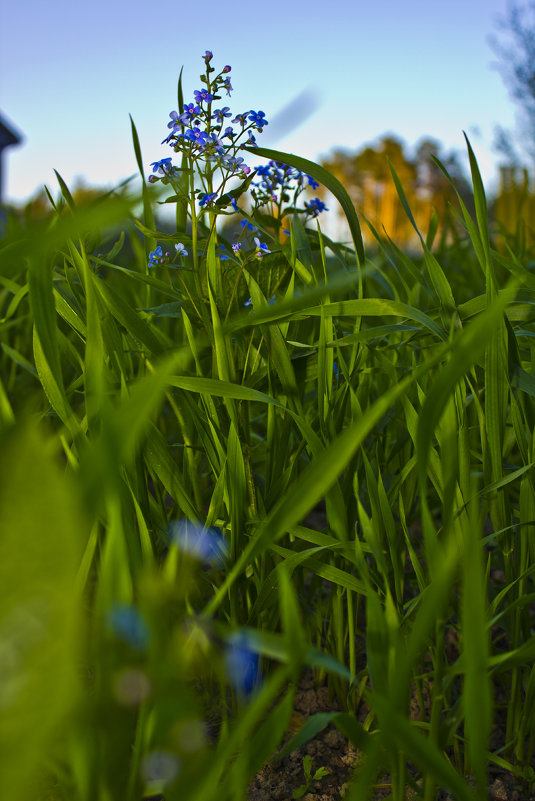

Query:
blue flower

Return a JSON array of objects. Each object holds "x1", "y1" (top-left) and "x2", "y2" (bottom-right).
[
  {"x1": 167, "y1": 110, "x2": 181, "y2": 131},
  {"x1": 107, "y1": 603, "x2": 150, "y2": 651},
  {"x1": 248, "y1": 110, "x2": 268, "y2": 128},
  {"x1": 245, "y1": 130, "x2": 258, "y2": 148},
  {"x1": 254, "y1": 237, "x2": 270, "y2": 257},
  {"x1": 255, "y1": 164, "x2": 271, "y2": 178},
  {"x1": 184, "y1": 127, "x2": 209, "y2": 147},
  {"x1": 232, "y1": 113, "x2": 248, "y2": 127},
  {"x1": 223, "y1": 77, "x2": 233, "y2": 96},
  {"x1": 218, "y1": 244, "x2": 229, "y2": 260},
  {"x1": 225, "y1": 631, "x2": 260, "y2": 696},
  {"x1": 231, "y1": 198, "x2": 239, "y2": 213},
  {"x1": 203, "y1": 50, "x2": 213, "y2": 63},
  {"x1": 240, "y1": 219, "x2": 255, "y2": 231},
  {"x1": 176, "y1": 103, "x2": 201, "y2": 126},
  {"x1": 206, "y1": 132, "x2": 225, "y2": 152},
  {"x1": 305, "y1": 198, "x2": 328, "y2": 217},
  {"x1": 199, "y1": 192, "x2": 217, "y2": 207},
  {"x1": 212, "y1": 106, "x2": 231, "y2": 124},
  {"x1": 306, "y1": 175, "x2": 320, "y2": 190},
  {"x1": 225, "y1": 155, "x2": 249, "y2": 173},
  {"x1": 232, "y1": 242, "x2": 241, "y2": 254},
  {"x1": 194, "y1": 88, "x2": 214, "y2": 104},
  {"x1": 148, "y1": 245, "x2": 164, "y2": 267},
  {"x1": 170, "y1": 520, "x2": 229, "y2": 566},
  {"x1": 175, "y1": 243, "x2": 188, "y2": 256},
  {"x1": 150, "y1": 158, "x2": 172, "y2": 175}
]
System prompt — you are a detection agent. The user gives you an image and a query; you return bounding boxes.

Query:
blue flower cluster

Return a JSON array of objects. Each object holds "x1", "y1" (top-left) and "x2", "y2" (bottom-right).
[
  {"x1": 251, "y1": 160, "x2": 327, "y2": 218},
  {"x1": 148, "y1": 243, "x2": 188, "y2": 269},
  {"x1": 146, "y1": 52, "x2": 328, "y2": 272},
  {"x1": 149, "y1": 51, "x2": 269, "y2": 191}
]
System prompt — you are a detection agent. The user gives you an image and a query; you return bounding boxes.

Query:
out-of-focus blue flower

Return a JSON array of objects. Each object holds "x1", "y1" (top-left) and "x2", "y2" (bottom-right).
[
  {"x1": 305, "y1": 198, "x2": 328, "y2": 217},
  {"x1": 240, "y1": 219, "x2": 255, "y2": 231},
  {"x1": 218, "y1": 244, "x2": 229, "y2": 260},
  {"x1": 150, "y1": 158, "x2": 172, "y2": 174},
  {"x1": 167, "y1": 110, "x2": 181, "y2": 131},
  {"x1": 175, "y1": 243, "x2": 188, "y2": 256},
  {"x1": 194, "y1": 88, "x2": 214, "y2": 104},
  {"x1": 255, "y1": 164, "x2": 271, "y2": 178},
  {"x1": 307, "y1": 175, "x2": 320, "y2": 190},
  {"x1": 223, "y1": 77, "x2": 233, "y2": 96},
  {"x1": 245, "y1": 131, "x2": 258, "y2": 148},
  {"x1": 244, "y1": 298, "x2": 253, "y2": 307},
  {"x1": 225, "y1": 631, "x2": 260, "y2": 696},
  {"x1": 232, "y1": 113, "x2": 248, "y2": 127},
  {"x1": 248, "y1": 110, "x2": 268, "y2": 128},
  {"x1": 206, "y1": 132, "x2": 226, "y2": 153},
  {"x1": 170, "y1": 520, "x2": 229, "y2": 566},
  {"x1": 230, "y1": 198, "x2": 239, "y2": 213},
  {"x1": 107, "y1": 603, "x2": 150, "y2": 651},
  {"x1": 232, "y1": 242, "x2": 241, "y2": 254},
  {"x1": 199, "y1": 192, "x2": 217, "y2": 207},
  {"x1": 333, "y1": 361, "x2": 339, "y2": 379},
  {"x1": 225, "y1": 155, "x2": 249, "y2": 174},
  {"x1": 254, "y1": 237, "x2": 270, "y2": 257},
  {"x1": 148, "y1": 246, "x2": 164, "y2": 267}
]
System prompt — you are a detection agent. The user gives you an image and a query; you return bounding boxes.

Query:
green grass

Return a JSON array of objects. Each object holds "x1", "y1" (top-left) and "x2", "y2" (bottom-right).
[{"x1": 1, "y1": 60, "x2": 535, "y2": 801}]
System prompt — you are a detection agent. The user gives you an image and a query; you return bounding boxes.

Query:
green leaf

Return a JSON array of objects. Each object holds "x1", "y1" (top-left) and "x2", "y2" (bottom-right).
[
  {"x1": 0, "y1": 420, "x2": 86, "y2": 801},
  {"x1": 129, "y1": 115, "x2": 156, "y2": 253}
]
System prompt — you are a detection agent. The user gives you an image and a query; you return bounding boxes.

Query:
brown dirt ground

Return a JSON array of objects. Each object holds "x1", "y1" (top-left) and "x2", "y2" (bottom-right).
[{"x1": 247, "y1": 667, "x2": 535, "y2": 801}]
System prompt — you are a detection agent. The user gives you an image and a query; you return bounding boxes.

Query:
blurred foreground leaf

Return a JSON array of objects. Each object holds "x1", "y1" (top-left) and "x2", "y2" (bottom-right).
[{"x1": 0, "y1": 420, "x2": 86, "y2": 801}]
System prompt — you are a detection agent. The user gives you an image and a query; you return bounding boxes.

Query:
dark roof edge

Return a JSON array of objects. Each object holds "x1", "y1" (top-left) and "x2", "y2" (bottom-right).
[{"x1": 0, "y1": 113, "x2": 23, "y2": 147}]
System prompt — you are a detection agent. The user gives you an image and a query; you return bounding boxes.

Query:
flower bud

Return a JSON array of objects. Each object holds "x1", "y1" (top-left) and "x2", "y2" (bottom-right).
[{"x1": 223, "y1": 65, "x2": 231, "y2": 73}]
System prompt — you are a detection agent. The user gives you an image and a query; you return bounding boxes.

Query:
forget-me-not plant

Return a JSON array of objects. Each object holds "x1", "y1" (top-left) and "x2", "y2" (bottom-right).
[{"x1": 147, "y1": 51, "x2": 327, "y2": 279}]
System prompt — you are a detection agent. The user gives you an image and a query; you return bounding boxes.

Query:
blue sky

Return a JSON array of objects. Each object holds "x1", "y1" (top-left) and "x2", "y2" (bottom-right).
[{"x1": 0, "y1": 0, "x2": 521, "y2": 206}]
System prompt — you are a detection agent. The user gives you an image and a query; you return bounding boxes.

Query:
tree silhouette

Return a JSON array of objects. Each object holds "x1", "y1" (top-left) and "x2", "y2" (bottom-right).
[{"x1": 489, "y1": 1, "x2": 535, "y2": 166}]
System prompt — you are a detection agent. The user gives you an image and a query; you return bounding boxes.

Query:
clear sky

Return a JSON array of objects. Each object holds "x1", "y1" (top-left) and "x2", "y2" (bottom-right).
[{"x1": 0, "y1": 0, "x2": 522, "y2": 206}]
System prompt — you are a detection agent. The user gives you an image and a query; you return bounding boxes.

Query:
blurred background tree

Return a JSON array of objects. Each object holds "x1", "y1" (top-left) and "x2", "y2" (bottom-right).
[
  {"x1": 319, "y1": 135, "x2": 474, "y2": 250},
  {"x1": 488, "y1": 1, "x2": 535, "y2": 249},
  {"x1": 489, "y1": 0, "x2": 535, "y2": 167}
]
